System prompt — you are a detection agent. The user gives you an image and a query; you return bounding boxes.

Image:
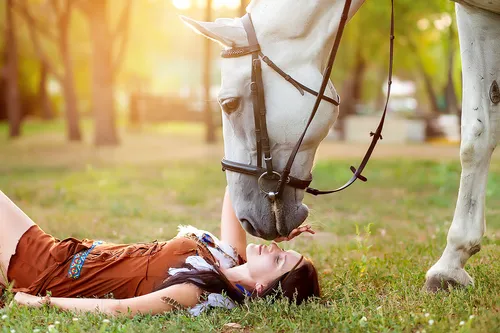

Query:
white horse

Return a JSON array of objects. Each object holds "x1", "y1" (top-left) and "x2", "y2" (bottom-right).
[
  {"x1": 182, "y1": 0, "x2": 365, "y2": 240},
  {"x1": 182, "y1": 0, "x2": 499, "y2": 291}
]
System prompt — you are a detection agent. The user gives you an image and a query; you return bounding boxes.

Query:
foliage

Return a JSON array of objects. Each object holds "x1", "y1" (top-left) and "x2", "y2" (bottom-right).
[
  {"x1": 1, "y1": 122, "x2": 499, "y2": 332},
  {"x1": 0, "y1": 0, "x2": 461, "y2": 115},
  {"x1": 336, "y1": 0, "x2": 459, "y2": 111}
]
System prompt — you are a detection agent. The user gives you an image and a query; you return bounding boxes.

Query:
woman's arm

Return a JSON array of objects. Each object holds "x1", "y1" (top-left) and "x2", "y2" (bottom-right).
[
  {"x1": 220, "y1": 187, "x2": 247, "y2": 260},
  {"x1": 219, "y1": 187, "x2": 315, "y2": 258},
  {"x1": 14, "y1": 283, "x2": 203, "y2": 317}
]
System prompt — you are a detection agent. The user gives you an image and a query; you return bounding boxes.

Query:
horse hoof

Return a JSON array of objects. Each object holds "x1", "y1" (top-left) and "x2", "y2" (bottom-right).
[{"x1": 424, "y1": 268, "x2": 473, "y2": 293}]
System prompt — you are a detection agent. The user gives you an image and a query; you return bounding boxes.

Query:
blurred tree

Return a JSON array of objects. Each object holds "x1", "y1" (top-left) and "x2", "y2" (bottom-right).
[
  {"x1": 204, "y1": 0, "x2": 215, "y2": 143},
  {"x1": 408, "y1": 39, "x2": 440, "y2": 114},
  {"x1": 17, "y1": 0, "x2": 82, "y2": 140},
  {"x1": 5, "y1": 0, "x2": 22, "y2": 138},
  {"x1": 334, "y1": 37, "x2": 367, "y2": 140},
  {"x1": 444, "y1": 22, "x2": 459, "y2": 116},
  {"x1": 396, "y1": 0, "x2": 457, "y2": 115},
  {"x1": 78, "y1": 0, "x2": 132, "y2": 146},
  {"x1": 38, "y1": 61, "x2": 54, "y2": 119},
  {"x1": 331, "y1": 0, "x2": 459, "y2": 139}
]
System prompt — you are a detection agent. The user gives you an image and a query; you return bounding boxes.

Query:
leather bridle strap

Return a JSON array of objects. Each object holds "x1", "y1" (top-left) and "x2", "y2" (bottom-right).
[
  {"x1": 259, "y1": 53, "x2": 340, "y2": 106},
  {"x1": 221, "y1": 36, "x2": 340, "y2": 107},
  {"x1": 276, "y1": 0, "x2": 354, "y2": 196},
  {"x1": 222, "y1": 159, "x2": 312, "y2": 190},
  {"x1": 306, "y1": 0, "x2": 395, "y2": 196},
  {"x1": 242, "y1": 14, "x2": 275, "y2": 175},
  {"x1": 240, "y1": 15, "x2": 264, "y2": 170},
  {"x1": 278, "y1": 0, "x2": 395, "y2": 197}
]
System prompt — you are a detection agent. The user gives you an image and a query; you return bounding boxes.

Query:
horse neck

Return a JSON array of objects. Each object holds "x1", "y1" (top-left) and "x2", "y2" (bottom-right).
[{"x1": 248, "y1": 0, "x2": 365, "y2": 71}]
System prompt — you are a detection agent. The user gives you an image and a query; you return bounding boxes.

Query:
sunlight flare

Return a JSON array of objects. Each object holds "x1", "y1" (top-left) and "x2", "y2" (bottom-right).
[{"x1": 172, "y1": 0, "x2": 240, "y2": 10}]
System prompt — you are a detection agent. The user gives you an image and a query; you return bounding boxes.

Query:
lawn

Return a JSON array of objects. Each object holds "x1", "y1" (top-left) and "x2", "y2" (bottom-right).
[{"x1": 1, "y1": 120, "x2": 499, "y2": 332}]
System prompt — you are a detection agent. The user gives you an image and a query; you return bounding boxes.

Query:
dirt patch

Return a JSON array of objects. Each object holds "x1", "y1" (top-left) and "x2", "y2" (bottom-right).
[{"x1": 317, "y1": 141, "x2": 465, "y2": 160}]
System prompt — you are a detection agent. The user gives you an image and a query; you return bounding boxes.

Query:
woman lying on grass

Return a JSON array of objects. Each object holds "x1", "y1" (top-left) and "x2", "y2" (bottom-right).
[{"x1": 0, "y1": 189, "x2": 319, "y2": 316}]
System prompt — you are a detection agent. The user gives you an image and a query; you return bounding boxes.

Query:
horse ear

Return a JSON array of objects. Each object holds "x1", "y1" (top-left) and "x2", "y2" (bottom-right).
[{"x1": 180, "y1": 16, "x2": 247, "y2": 48}]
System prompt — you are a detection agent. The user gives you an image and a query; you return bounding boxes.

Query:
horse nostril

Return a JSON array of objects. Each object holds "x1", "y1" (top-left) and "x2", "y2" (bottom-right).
[{"x1": 240, "y1": 219, "x2": 260, "y2": 238}]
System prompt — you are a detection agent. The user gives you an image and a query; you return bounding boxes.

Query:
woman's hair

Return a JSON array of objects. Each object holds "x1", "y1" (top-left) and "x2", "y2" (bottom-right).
[
  {"x1": 156, "y1": 257, "x2": 320, "y2": 306},
  {"x1": 258, "y1": 258, "x2": 320, "y2": 304}
]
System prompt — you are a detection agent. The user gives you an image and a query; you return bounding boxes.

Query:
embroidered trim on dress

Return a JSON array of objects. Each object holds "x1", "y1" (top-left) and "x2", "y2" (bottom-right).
[{"x1": 67, "y1": 240, "x2": 103, "y2": 279}]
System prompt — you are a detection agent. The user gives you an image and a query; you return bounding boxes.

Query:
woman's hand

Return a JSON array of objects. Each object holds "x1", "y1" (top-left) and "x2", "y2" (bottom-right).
[
  {"x1": 274, "y1": 224, "x2": 315, "y2": 242},
  {"x1": 13, "y1": 292, "x2": 49, "y2": 308}
]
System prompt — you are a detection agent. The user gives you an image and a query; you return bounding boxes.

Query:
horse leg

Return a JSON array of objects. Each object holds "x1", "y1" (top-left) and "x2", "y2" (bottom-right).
[{"x1": 425, "y1": 3, "x2": 500, "y2": 292}]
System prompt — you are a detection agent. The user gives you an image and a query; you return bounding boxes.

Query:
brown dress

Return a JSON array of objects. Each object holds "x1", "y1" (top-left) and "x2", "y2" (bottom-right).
[{"x1": 8, "y1": 225, "x2": 214, "y2": 299}]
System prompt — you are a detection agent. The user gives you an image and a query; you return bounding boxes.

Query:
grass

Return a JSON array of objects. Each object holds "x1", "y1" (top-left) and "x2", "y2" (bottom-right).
[{"x1": 1, "y1": 120, "x2": 499, "y2": 332}]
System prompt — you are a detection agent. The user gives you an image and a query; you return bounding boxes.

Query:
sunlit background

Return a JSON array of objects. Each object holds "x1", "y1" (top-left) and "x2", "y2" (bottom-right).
[
  {"x1": 0, "y1": 0, "x2": 463, "y2": 145},
  {"x1": 172, "y1": 0, "x2": 241, "y2": 10}
]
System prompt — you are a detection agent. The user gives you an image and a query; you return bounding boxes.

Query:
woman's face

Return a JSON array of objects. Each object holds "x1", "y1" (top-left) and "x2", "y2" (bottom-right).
[{"x1": 245, "y1": 242, "x2": 303, "y2": 286}]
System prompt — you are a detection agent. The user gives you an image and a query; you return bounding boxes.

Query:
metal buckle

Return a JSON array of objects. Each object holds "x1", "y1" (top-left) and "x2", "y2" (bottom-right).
[{"x1": 258, "y1": 171, "x2": 281, "y2": 201}]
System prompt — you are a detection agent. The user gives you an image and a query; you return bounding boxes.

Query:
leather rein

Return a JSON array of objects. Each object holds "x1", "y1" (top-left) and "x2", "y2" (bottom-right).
[{"x1": 221, "y1": 0, "x2": 395, "y2": 201}]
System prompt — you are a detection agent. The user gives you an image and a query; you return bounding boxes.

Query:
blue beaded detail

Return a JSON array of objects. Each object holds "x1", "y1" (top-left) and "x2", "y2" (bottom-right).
[
  {"x1": 201, "y1": 233, "x2": 215, "y2": 247},
  {"x1": 235, "y1": 283, "x2": 252, "y2": 297},
  {"x1": 67, "y1": 241, "x2": 103, "y2": 279}
]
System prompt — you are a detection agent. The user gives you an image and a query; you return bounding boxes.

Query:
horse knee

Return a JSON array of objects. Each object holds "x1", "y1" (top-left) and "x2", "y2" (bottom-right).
[{"x1": 460, "y1": 118, "x2": 490, "y2": 166}]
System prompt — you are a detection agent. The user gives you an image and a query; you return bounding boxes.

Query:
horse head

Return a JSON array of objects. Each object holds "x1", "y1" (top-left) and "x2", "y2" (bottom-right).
[{"x1": 182, "y1": 0, "x2": 365, "y2": 240}]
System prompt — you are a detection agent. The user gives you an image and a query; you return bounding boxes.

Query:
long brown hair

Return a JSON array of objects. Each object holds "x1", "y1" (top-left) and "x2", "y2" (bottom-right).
[
  {"x1": 259, "y1": 258, "x2": 321, "y2": 305},
  {"x1": 157, "y1": 257, "x2": 320, "y2": 306}
]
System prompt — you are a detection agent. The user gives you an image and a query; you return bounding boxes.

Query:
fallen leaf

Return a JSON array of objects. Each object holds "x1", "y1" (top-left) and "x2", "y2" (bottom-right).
[{"x1": 223, "y1": 323, "x2": 243, "y2": 329}]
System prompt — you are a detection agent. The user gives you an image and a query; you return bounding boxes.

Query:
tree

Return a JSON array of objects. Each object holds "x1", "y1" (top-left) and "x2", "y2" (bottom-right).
[
  {"x1": 444, "y1": 22, "x2": 459, "y2": 116},
  {"x1": 38, "y1": 61, "x2": 54, "y2": 120},
  {"x1": 396, "y1": 0, "x2": 457, "y2": 115},
  {"x1": 409, "y1": 39, "x2": 440, "y2": 115},
  {"x1": 78, "y1": 0, "x2": 132, "y2": 146},
  {"x1": 335, "y1": 37, "x2": 367, "y2": 140},
  {"x1": 204, "y1": 0, "x2": 216, "y2": 143},
  {"x1": 5, "y1": 0, "x2": 21, "y2": 138},
  {"x1": 335, "y1": 0, "x2": 458, "y2": 114},
  {"x1": 17, "y1": 0, "x2": 82, "y2": 141}
]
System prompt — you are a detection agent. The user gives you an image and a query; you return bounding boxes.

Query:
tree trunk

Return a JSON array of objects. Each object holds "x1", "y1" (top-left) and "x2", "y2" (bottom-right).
[
  {"x1": 445, "y1": 24, "x2": 459, "y2": 116},
  {"x1": 335, "y1": 46, "x2": 366, "y2": 141},
  {"x1": 89, "y1": 0, "x2": 119, "y2": 146},
  {"x1": 60, "y1": 24, "x2": 82, "y2": 141},
  {"x1": 445, "y1": 23, "x2": 461, "y2": 138},
  {"x1": 409, "y1": 41, "x2": 440, "y2": 115},
  {"x1": 38, "y1": 62, "x2": 54, "y2": 120},
  {"x1": 204, "y1": 0, "x2": 216, "y2": 143},
  {"x1": 419, "y1": 64, "x2": 440, "y2": 115},
  {"x1": 5, "y1": 0, "x2": 22, "y2": 138}
]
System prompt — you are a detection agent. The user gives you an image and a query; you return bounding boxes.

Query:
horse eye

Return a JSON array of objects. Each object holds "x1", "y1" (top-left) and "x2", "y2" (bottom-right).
[{"x1": 220, "y1": 97, "x2": 241, "y2": 114}]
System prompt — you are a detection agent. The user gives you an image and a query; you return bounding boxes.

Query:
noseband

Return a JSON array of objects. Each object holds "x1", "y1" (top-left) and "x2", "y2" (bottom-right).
[{"x1": 221, "y1": 0, "x2": 395, "y2": 202}]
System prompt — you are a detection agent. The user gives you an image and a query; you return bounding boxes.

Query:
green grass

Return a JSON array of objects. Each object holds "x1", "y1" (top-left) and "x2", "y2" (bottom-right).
[{"x1": 1, "y1": 121, "x2": 499, "y2": 332}]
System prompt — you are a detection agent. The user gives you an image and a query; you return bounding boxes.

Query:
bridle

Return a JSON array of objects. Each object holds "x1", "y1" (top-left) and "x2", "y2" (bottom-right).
[{"x1": 221, "y1": 0, "x2": 395, "y2": 202}]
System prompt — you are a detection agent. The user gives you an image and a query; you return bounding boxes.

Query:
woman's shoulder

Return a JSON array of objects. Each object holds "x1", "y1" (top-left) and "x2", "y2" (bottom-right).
[{"x1": 175, "y1": 225, "x2": 240, "y2": 269}]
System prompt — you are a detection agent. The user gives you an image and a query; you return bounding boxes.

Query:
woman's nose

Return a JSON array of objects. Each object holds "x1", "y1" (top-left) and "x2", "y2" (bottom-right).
[{"x1": 270, "y1": 242, "x2": 281, "y2": 252}]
